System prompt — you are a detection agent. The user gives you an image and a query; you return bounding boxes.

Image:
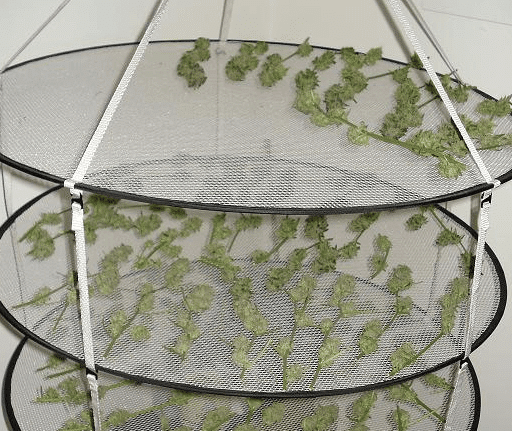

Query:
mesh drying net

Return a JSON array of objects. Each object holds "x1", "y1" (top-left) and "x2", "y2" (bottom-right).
[
  {"x1": 1, "y1": 39, "x2": 512, "y2": 211},
  {"x1": 4, "y1": 337, "x2": 480, "y2": 431},
  {"x1": 0, "y1": 187, "x2": 505, "y2": 394}
]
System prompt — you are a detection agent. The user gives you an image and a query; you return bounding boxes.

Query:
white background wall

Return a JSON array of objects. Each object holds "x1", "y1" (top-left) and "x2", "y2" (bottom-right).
[{"x1": 0, "y1": 1, "x2": 510, "y2": 430}]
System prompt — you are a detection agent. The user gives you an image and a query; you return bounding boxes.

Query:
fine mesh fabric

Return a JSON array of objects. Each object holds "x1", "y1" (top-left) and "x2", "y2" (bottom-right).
[
  {"x1": 0, "y1": 188, "x2": 504, "y2": 394},
  {"x1": 5, "y1": 337, "x2": 479, "y2": 431},
  {"x1": 1, "y1": 41, "x2": 512, "y2": 211}
]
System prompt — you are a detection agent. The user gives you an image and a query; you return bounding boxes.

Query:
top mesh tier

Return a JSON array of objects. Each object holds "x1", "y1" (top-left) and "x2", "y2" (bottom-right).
[{"x1": 1, "y1": 40, "x2": 512, "y2": 212}]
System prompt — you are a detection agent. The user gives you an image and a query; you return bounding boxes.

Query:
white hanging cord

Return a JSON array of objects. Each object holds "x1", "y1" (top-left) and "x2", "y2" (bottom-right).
[
  {"x1": 463, "y1": 189, "x2": 493, "y2": 359},
  {"x1": 385, "y1": 0, "x2": 501, "y2": 368},
  {"x1": 219, "y1": 0, "x2": 235, "y2": 42},
  {"x1": 443, "y1": 361, "x2": 469, "y2": 431},
  {"x1": 385, "y1": 0, "x2": 496, "y2": 186},
  {"x1": 68, "y1": 187, "x2": 101, "y2": 430},
  {"x1": 400, "y1": 0, "x2": 462, "y2": 82},
  {"x1": 0, "y1": 0, "x2": 73, "y2": 73},
  {"x1": 68, "y1": 0, "x2": 169, "y2": 186}
]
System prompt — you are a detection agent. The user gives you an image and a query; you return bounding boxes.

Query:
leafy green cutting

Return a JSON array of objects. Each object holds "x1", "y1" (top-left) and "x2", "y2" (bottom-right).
[
  {"x1": 388, "y1": 382, "x2": 446, "y2": 423},
  {"x1": 389, "y1": 276, "x2": 469, "y2": 376},
  {"x1": 340, "y1": 212, "x2": 380, "y2": 259},
  {"x1": 301, "y1": 405, "x2": 338, "y2": 431},
  {"x1": 370, "y1": 234, "x2": 392, "y2": 278},
  {"x1": 259, "y1": 38, "x2": 313, "y2": 87},
  {"x1": 225, "y1": 41, "x2": 268, "y2": 81},
  {"x1": 104, "y1": 283, "x2": 156, "y2": 357},
  {"x1": 19, "y1": 211, "x2": 65, "y2": 259},
  {"x1": 177, "y1": 38, "x2": 211, "y2": 89},
  {"x1": 348, "y1": 391, "x2": 377, "y2": 430}
]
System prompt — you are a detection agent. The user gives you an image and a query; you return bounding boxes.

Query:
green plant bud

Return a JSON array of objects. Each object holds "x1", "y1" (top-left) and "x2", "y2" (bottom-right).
[
  {"x1": 277, "y1": 217, "x2": 300, "y2": 240},
  {"x1": 180, "y1": 217, "x2": 203, "y2": 237},
  {"x1": 275, "y1": 337, "x2": 294, "y2": 358},
  {"x1": 295, "y1": 69, "x2": 319, "y2": 91},
  {"x1": 387, "y1": 265, "x2": 413, "y2": 295},
  {"x1": 395, "y1": 296, "x2": 413, "y2": 315},
  {"x1": 329, "y1": 274, "x2": 356, "y2": 307},
  {"x1": 405, "y1": 213, "x2": 428, "y2": 231},
  {"x1": 312, "y1": 51, "x2": 336, "y2": 71},
  {"x1": 106, "y1": 410, "x2": 132, "y2": 427},
  {"x1": 422, "y1": 373, "x2": 454, "y2": 391},
  {"x1": 375, "y1": 235, "x2": 391, "y2": 254},
  {"x1": 297, "y1": 38, "x2": 313, "y2": 57},
  {"x1": 130, "y1": 325, "x2": 150, "y2": 341},
  {"x1": 30, "y1": 287, "x2": 53, "y2": 306},
  {"x1": 477, "y1": 95, "x2": 512, "y2": 117},
  {"x1": 347, "y1": 123, "x2": 370, "y2": 146},
  {"x1": 392, "y1": 66, "x2": 410, "y2": 83},
  {"x1": 232, "y1": 335, "x2": 252, "y2": 369},
  {"x1": 389, "y1": 343, "x2": 417, "y2": 376},
  {"x1": 319, "y1": 318, "x2": 334, "y2": 335},
  {"x1": 312, "y1": 240, "x2": 338, "y2": 274},
  {"x1": 364, "y1": 47, "x2": 382, "y2": 65},
  {"x1": 294, "y1": 309, "x2": 315, "y2": 327},
  {"x1": 301, "y1": 405, "x2": 338, "y2": 431},
  {"x1": 436, "y1": 228, "x2": 463, "y2": 246},
  {"x1": 350, "y1": 391, "x2": 377, "y2": 423},
  {"x1": 233, "y1": 298, "x2": 269, "y2": 336},
  {"x1": 202, "y1": 406, "x2": 235, "y2": 431},
  {"x1": 294, "y1": 89, "x2": 322, "y2": 115},
  {"x1": 340, "y1": 47, "x2": 365, "y2": 68},
  {"x1": 185, "y1": 284, "x2": 215, "y2": 313},
  {"x1": 339, "y1": 240, "x2": 360, "y2": 259},
  {"x1": 259, "y1": 54, "x2": 288, "y2": 87},
  {"x1": 318, "y1": 337, "x2": 342, "y2": 368},
  {"x1": 235, "y1": 214, "x2": 263, "y2": 231},
  {"x1": 359, "y1": 320, "x2": 384, "y2": 356},
  {"x1": 341, "y1": 68, "x2": 368, "y2": 93},
  {"x1": 288, "y1": 276, "x2": 316, "y2": 303},
  {"x1": 253, "y1": 41, "x2": 269, "y2": 55},
  {"x1": 393, "y1": 406, "x2": 411, "y2": 431},
  {"x1": 133, "y1": 213, "x2": 162, "y2": 237},
  {"x1": 285, "y1": 364, "x2": 304, "y2": 383},
  {"x1": 108, "y1": 310, "x2": 127, "y2": 338},
  {"x1": 246, "y1": 398, "x2": 264, "y2": 412},
  {"x1": 437, "y1": 155, "x2": 467, "y2": 179},
  {"x1": 388, "y1": 382, "x2": 417, "y2": 403},
  {"x1": 262, "y1": 402, "x2": 286, "y2": 425},
  {"x1": 251, "y1": 249, "x2": 271, "y2": 264},
  {"x1": 169, "y1": 207, "x2": 187, "y2": 219},
  {"x1": 165, "y1": 258, "x2": 190, "y2": 288}
]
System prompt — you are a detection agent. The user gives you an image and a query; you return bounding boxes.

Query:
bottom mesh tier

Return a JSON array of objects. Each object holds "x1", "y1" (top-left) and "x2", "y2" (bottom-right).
[{"x1": 3, "y1": 337, "x2": 479, "y2": 431}]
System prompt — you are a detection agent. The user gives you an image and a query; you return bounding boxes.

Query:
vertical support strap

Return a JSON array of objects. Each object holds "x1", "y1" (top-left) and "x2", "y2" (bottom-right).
[
  {"x1": 463, "y1": 188, "x2": 495, "y2": 359},
  {"x1": 0, "y1": 0, "x2": 73, "y2": 73},
  {"x1": 219, "y1": 0, "x2": 235, "y2": 42},
  {"x1": 384, "y1": 0, "x2": 494, "y2": 185},
  {"x1": 70, "y1": 0, "x2": 169, "y2": 184},
  {"x1": 68, "y1": 186, "x2": 101, "y2": 431},
  {"x1": 443, "y1": 361, "x2": 469, "y2": 431}
]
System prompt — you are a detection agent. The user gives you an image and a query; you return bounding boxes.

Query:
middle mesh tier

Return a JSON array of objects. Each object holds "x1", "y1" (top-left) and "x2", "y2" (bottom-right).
[{"x1": 0, "y1": 187, "x2": 505, "y2": 395}]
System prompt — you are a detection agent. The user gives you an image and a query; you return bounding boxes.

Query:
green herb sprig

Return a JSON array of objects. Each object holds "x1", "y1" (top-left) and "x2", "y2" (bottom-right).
[
  {"x1": 177, "y1": 38, "x2": 211, "y2": 89},
  {"x1": 225, "y1": 41, "x2": 268, "y2": 81}
]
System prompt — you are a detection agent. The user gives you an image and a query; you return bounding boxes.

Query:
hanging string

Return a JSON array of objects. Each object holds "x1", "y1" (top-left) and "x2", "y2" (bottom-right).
[
  {"x1": 219, "y1": 0, "x2": 235, "y2": 43},
  {"x1": 0, "y1": 0, "x2": 73, "y2": 74},
  {"x1": 67, "y1": 0, "x2": 170, "y2": 187},
  {"x1": 400, "y1": 0, "x2": 462, "y2": 83}
]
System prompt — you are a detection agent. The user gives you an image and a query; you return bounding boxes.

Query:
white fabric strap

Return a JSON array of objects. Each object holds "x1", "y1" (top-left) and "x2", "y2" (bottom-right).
[
  {"x1": 69, "y1": 0, "x2": 169, "y2": 184},
  {"x1": 219, "y1": 0, "x2": 235, "y2": 42},
  {"x1": 463, "y1": 189, "x2": 493, "y2": 359},
  {"x1": 443, "y1": 361, "x2": 468, "y2": 430},
  {"x1": 0, "y1": 0, "x2": 73, "y2": 73},
  {"x1": 385, "y1": 0, "x2": 494, "y2": 185},
  {"x1": 69, "y1": 188, "x2": 101, "y2": 430},
  {"x1": 400, "y1": 0, "x2": 461, "y2": 82}
]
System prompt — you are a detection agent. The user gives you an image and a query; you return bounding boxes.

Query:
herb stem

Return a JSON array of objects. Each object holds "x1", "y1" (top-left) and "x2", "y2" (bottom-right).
[
  {"x1": 52, "y1": 300, "x2": 69, "y2": 332},
  {"x1": 227, "y1": 229, "x2": 241, "y2": 253},
  {"x1": 412, "y1": 394, "x2": 445, "y2": 423},
  {"x1": 428, "y1": 207, "x2": 468, "y2": 254},
  {"x1": 45, "y1": 365, "x2": 82, "y2": 379},
  {"x1": 367, "y1": 70, "x2": 394, "y2": 80},
  {"x1": 418, "y1": 95, "x2": 439, "y2": 109},
  {"x1": 13, "y1": 282, "x2": 68, "y2": 309}
]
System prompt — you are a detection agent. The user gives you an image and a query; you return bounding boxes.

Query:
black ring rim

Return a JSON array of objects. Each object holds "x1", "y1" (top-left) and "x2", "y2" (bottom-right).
[
  {"x1": 1, "y1": 39, "x2": 511, "y2": 215},
  {"x1": 0, "y1": 186, "x2": 505, "y2": 399}
]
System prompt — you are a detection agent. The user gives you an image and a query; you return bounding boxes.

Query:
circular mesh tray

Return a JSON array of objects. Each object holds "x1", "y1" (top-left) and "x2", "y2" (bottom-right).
[
  {"x1": 3, "y1": 337, "x2": 480, "y2": 431},
  {"x1": 0, "y1": 187, "x2": 505, "y2": 395},
  {"x1": 1, "y1": 41, "x2": 512, "y2": 212}
]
